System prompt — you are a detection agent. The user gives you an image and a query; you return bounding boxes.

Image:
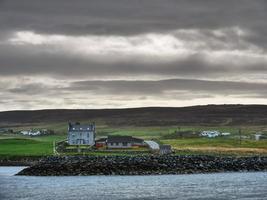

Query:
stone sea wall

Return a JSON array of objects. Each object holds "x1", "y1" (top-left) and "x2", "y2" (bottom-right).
[{"x1": 16, "y1": 155, "x2": 267, "y2": 176}]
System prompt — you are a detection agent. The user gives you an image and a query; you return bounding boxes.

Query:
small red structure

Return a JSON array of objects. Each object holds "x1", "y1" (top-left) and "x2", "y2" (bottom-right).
[{"x1": 95, "y1": 138, "x2": 107, "y2": 148}]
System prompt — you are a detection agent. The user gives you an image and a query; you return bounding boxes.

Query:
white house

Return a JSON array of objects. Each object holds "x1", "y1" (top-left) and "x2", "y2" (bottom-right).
[
  {"x1": 221, "y1": 132, "x2": 231, "y2": 136},
  {"x1": 21, "y1": 130, "x2": 41, "y2": 136},
  {"x1": 200, "y1": 131, "x2": 220, "y2": 138},
  {"x1": 68, "y1": 122, "x2": 95, "y2": 145},
  {"x1": 20, "y1": 129, "x2": 47, "y2": 136},
  {"x1": 20, "y1": 131, "x2": 30, "y2": 135}
]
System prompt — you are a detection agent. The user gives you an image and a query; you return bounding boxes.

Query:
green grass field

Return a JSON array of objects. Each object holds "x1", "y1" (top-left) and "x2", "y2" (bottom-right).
[
  {"x1": 0, "y1": 135, "x2": 66, "y2": 157},
  {"x1": 161, "y1": 138, "x2": 267, "y2": 148},
  {"x1": 1, "y1": 124, "x2": 267, "y2": 158},
  {"x1": 0, "y1": 138, "x2": 53, "y2": 156}
]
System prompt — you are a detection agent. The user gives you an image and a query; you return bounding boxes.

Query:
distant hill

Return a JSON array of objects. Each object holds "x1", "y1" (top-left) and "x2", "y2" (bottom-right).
[{"x1": 0, "y1": 105, "x2": 267, "y2": 126}]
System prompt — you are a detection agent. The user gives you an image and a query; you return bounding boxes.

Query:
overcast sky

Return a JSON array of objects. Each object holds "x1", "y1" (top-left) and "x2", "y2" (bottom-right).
[{"x1": 0, "y1": 0, "x2": 267, "y2": 111}]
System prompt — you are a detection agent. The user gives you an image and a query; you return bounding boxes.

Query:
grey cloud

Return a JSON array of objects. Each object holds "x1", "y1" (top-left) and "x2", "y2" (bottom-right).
[
  {"x1": 0, "y1": 0, "x2": 266, "y2": 79},
  {"x1": 69, "y1": 79, "x2": 267, "y2": 97},
  {"x1": 6, "y1": 78, "x2": 267, "y2": 98},
  {"x1": 0, "y1": 0, "x2": 266, "y2": 37},
  {"x1": 0, "y1": 0, "x2": 267, "y2": 110},
  {"x1": 8, "y1": 83, "x2": 52, "y2": 95},
  {"x1": 1, "y1": 44, "x2": 265, "y2": 78},
  {"x1": 1, "y1": 78, "x2": 267, "y2": 111}
]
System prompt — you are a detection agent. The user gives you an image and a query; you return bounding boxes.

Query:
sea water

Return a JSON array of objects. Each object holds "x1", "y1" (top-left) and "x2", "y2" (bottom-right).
[{"x1": 0, "y1": 167, "x2": 266, "y2": 200}]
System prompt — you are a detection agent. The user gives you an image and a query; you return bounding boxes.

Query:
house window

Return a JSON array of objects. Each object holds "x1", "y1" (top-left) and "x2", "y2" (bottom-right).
[
  {"x1": 116, "y1": 142, "x2": 119, "y2": 146},
  {"x1": 122, "y1": 142, "x2": 128, "y2": 146}
]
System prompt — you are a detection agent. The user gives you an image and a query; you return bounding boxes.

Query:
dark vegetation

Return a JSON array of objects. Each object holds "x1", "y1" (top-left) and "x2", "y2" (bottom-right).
[{"x1": 1, "y1": 105, "x2": 267, "y2": 126}]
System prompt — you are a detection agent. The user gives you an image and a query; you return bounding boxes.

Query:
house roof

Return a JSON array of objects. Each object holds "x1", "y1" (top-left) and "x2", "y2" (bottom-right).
[
  {"x1": 95, "y1": 138, "x2": 107, "y2": 143},
  {"x1": 107, "y1": 135, "x2": 143, "y2": 143},
  {"x1": 68, "y1": 122, "x2": 95, "y2": 132}
]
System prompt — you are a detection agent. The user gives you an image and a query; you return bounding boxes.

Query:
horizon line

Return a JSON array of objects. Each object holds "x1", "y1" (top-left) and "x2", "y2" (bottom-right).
[{"x1": 1, "y1": 103, "x2": 267, "y2": 113}]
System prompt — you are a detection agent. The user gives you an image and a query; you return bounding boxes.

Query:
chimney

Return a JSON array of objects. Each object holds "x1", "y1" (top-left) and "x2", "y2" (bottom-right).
[{"x1": 68, "y1": 122, "x2": 72, "y2": 130}]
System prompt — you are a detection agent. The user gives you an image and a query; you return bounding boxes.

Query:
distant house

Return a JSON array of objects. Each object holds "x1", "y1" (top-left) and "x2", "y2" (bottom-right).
[
  {"x1": 106, "y1": 135, "x2": 145, "y2": 149},
  {"x1": 30, "y1": 130, "x2": 41, "y2": 136},
  {"x1": 200, "y1": 131, "x2": 220, "y2": 138},
  {"x1": 20, "y1": 131, "x2": 29, "y2": 135},
  {"x1": 0, "y1": 128, "x2": 7, "y2": 133},
  {"x1": 20, "y1": 130, "x2": 41, "y2": 136},
  {"x1": 68, "y1": 122, "x2": 95, "y2": 145},
  {"x1": 221, "y1": 132, "x2": 231, "y2": 136},
  {"x1": 20, "y1": 129, "x2": 49, "y2": 136}
]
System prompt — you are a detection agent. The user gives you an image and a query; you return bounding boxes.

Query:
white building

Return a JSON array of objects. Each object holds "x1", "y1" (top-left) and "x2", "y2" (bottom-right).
[
  {"x1": 255, "y1": 133, "x2": 262, "y2": 141},
  {"x1": 68, "y1": 122, "x2": 95, "y2": 145},
  {"x1": 221, "y1": 132, "x2": 231, "y2": 136},
  {"x1": 200, "y1": 131, "x2": 220, "y2": 138},
  {"x1": 20, "y1": 129, "x2": 48, "y2": 136}
]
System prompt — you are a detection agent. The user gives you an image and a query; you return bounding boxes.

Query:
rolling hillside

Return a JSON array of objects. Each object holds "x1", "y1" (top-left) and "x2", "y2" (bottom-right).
[{"x1": 0, "y1": 105, "x2": 267, "y2": 127}]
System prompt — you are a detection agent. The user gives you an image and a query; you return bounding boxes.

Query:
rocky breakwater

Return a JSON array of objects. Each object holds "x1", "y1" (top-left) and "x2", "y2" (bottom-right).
[
  {"x1": 16, "y1": 155, "x2": 267, "y2": 176},
  {"x1": 0, "y1": 157, "x2": 40, "y2": 166}
]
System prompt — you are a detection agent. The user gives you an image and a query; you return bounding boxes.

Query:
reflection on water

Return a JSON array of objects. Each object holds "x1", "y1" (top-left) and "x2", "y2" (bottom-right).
[{"x1": 0, "y1": 167, "x2": 266, "y2": 200}]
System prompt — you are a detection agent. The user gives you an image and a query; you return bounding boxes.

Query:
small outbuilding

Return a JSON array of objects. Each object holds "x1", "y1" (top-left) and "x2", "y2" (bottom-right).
[
  {"x1": 159, "y1": 145, "x2": 172, "y2": 155},
  {"x1": 255, "y1": 133, "x2": 262, "y2": 141},
  {"x1": 95, "y1": 138, "x2": 107, "y2": 148}
]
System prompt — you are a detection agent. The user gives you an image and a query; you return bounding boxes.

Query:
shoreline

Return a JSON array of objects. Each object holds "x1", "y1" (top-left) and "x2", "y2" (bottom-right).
[
  {"x1": 0, "y1": 157, "x2": 41, "y2": 166},
  {"x1": 16, "y1": 155, "x2": 267, "y2": 176}
]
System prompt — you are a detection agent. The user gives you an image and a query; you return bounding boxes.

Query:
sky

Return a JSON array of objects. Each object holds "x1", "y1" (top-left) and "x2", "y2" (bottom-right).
[{"x1": 0, "y1": 0, "x2": 267, "y2": 111}]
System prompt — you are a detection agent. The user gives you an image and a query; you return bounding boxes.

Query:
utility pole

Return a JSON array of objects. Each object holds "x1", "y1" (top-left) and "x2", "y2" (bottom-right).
[{"x1": 239, "y1": 128, "x2": 242, "y2": 145}]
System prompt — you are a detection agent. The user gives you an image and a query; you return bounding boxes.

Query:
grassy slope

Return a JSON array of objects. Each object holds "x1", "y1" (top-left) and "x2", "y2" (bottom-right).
[{"x1": 1, "y1": 105, "x2": 267, "y2": 127}]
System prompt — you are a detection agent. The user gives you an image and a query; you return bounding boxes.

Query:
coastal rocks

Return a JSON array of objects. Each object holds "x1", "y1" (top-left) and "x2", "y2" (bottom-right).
[
  {"x1": 0, "y1": 157, "x2": 40, "y2": 166},
  {"x1": 16, "y1": 155, "x2": 267, "y2": 176}
]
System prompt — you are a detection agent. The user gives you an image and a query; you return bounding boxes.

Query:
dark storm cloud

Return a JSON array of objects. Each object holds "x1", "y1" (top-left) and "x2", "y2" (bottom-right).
[
  {"x1": 0, "y1": 0, "x2": 266, "y2": 78},
  {"x1": 1, "y1": 44, "x2": 265, "y2": 78},
  {"x1": 0, "y1": 0, "x2": 266, "y2": 37},
  {"x1": 0, "y1": 45, "x2": 212, "y2": 76},
  {"x1": 0, "y1": 0, "x2": 267, "y2": 110}
]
